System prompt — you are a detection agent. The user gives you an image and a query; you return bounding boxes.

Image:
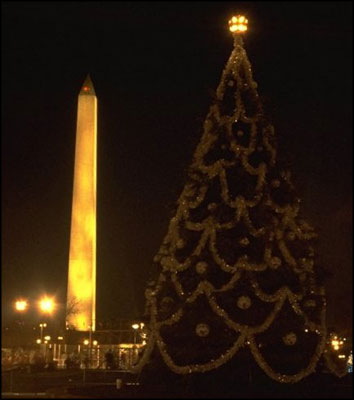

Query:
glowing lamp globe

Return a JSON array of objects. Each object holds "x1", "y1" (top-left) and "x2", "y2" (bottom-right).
[
  {"x1": 39, "y1": 297, "x2": 55, "y2": 313},
  {"x1": 15, "y1": 300, "x2": 28, "y2": 312},
  {"x1": 229, "y1": 15, "x2": 248, "y2": 33}
]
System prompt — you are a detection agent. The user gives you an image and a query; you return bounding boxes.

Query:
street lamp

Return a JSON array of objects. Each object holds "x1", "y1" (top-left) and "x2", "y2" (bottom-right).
[
  {"x1": 132, "y1": 323, "x2": 139, "y2": 345},
  {"x1": 14, "y1": 299, "x2": 28, "y2": 333},
  {"x1": 57, "y1": 336, "x2": 64, "y2": 361},
  {"x1": 38, "y1": 296, "x2": 55, "y2": 314},
  {"x1": 15, "y1": 300, "x2": 28, "y2": 312},
  {"x1": 39, "y1": 323, "x2": 47, "y2": 342}
]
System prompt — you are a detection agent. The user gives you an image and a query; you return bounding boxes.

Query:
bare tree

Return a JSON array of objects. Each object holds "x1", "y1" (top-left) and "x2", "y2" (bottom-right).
[{"x1": 65, "y1": 296, "x2": 81, "y2": 330}]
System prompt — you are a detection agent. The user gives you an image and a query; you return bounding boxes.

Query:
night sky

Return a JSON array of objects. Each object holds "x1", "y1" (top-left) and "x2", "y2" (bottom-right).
[{"x1": 2, "y1": 2, "x2": 352, "y2": 332}]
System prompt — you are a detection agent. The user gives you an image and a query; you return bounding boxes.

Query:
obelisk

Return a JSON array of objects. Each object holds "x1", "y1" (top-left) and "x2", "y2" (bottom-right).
[{"x1": 66, "y1": 74, "x2": 97, "y2": 331}]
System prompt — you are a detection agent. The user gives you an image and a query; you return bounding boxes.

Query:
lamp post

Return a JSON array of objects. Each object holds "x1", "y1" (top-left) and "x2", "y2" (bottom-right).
[
  {"x1": 132, "y1": 323, "x2": 139, "y2": 345},
  {"x1": 57, "y1": 336, "x2": 63, "y2": 361},
  {"x1": 39, "y1": 323, "x2": 47, "y2": 342},
  {"x1": 13, "y1": 296, "x2": 56, "y2": 348},
  {"x1": 14, "y1": 300, "x2": 28, "y2": 344},
  {"x1": 132, "y1": 323, "x2": 140, "y2": 367},
  {"x1": 38, "y1": 296, "x2": 55, "y2": 355},
  {"x1": 89, "y1": 325, "x2": 93, "y2": 368}
]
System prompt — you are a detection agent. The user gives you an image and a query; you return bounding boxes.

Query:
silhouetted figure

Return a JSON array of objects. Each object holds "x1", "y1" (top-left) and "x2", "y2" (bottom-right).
[{"x1": 105, "y1": 349, "x2": 115, "y2": 370}]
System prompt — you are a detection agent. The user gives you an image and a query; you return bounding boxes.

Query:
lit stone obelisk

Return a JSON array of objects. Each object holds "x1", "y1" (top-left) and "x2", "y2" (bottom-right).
[{"x1": 67, "y1": 74, "x2": 97, "y2": 332}]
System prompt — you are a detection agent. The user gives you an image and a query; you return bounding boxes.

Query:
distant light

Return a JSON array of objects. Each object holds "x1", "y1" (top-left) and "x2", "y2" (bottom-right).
[
  {"x1": 142, "y1": 340, "x2": 146, "y2": 345},
  {"x1": 39, "y1": 297, "x2": 55, "y2": 313},
  {"x1": 83, "y1": 339, "x2": 89, "y2": 345},
  {"x1": 338, "y1": 354, "x2": 346, "y2": 359},
  {"x1": 58, "y1": 336, "x2": 64, "y2": 340},
  {"x1": 83, "y1": 86, "x2": 89, "y2": 91},
  {"x1": 93, "y1": 340, "x2": 98, "y2": 346},
  {"x1": 228, "y1": 15, "x2": 248, "y2": 34},
  {"x1": 36, "y1": 339, "x2": 41, "y2": 344},
  {"x1": 15, "y1": 300, "x2": 28, "y2": 312},
  {"x1": 44, "y1": 335, "x2": 51, "y2": 341},
  {"x1": 331, "y1": 338, "x2": 341, "y2": 351},
  {"x1": 132, "y1": 323, "x2": 139, "y2": 330},
  {"x1": 304, "y1": 329, "x2": 309, "y2": 332}
]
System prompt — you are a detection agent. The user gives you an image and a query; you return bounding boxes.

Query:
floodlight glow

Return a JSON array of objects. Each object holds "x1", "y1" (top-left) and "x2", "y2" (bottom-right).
[{"x1": 67, "y1": 75, "x2": 97, "y2": 332}]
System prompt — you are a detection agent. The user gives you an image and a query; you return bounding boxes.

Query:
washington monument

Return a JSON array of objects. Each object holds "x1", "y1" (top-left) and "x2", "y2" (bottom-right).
[{"x1": 66, "y1": 75, "x2": 97, "y2": 331}]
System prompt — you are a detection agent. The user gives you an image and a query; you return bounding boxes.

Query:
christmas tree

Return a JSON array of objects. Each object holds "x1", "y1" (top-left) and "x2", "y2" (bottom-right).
[{"x1": 135, "y1": 16, "x2": 327, "y2": 386}]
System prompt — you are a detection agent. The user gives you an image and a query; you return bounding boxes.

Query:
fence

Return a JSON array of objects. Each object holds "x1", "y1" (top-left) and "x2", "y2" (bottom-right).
[{"x1": 2, "y1": 343, "x2": 144, "y2": 372}]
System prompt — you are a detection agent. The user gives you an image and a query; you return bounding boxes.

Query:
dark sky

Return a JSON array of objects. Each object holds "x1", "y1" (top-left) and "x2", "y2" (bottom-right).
[{"x1": 2, "y1": 2, "x2": 352, "y2": 332}]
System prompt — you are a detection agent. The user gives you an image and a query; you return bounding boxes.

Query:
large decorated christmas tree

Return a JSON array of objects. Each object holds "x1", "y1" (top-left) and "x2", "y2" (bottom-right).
[{"x1": 135, "y1": 16, "x2": 327, "y2": 386}]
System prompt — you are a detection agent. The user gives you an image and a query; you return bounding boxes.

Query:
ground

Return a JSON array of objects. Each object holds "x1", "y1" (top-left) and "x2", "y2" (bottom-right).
[{"x1": 1, "y1": 367, "x2": 352, "y2": 398}]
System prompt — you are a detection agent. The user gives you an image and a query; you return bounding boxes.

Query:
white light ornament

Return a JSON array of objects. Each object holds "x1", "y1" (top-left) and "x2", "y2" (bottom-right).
[
  {"x1": 196, "y1": 323, "x2": 210, "y2": 337},
  {"x1": 237, "y1": 295, "x2": 252, "y2": 310},
  {"x1": 283, "y1": 332, "x2": 297, "y2": 346},
  {"x1": 228, "y1": 15, "x2": 248, "y2": 34},
  {"x1": 195, "y1": 261, "x2": 208, "y2": 274},
  {"x1": 304, "y1": 299, "x2": 316, "y2": 308},
  {"x1": 270, "y1": 256, "x2": 282, "y2": 269},
  {"x1": 176, "y1": 239, "x2": 185, "y2": 249}
]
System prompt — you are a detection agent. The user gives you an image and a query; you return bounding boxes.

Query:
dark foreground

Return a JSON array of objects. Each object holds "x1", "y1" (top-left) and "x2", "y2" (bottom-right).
[{"x1": 2, "y1": 368, "x2": 352, "y2": 398}]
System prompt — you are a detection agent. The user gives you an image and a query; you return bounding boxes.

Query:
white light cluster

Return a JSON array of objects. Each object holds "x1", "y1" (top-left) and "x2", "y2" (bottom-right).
[
  {"x1": 322, "y1": 333, "x2": 351, "y2": 377},
  {"x1": 229, "y1": 15, "x2": 248, "y2": 33}
]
